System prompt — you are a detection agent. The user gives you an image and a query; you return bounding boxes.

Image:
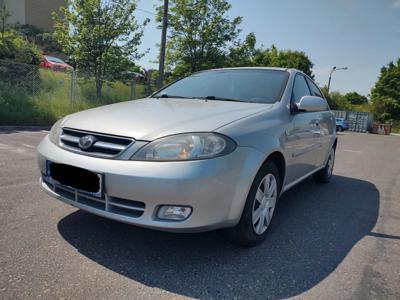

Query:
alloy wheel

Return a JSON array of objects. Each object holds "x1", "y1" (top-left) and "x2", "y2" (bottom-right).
[{"x1": 252, "y1": 173, "x2": 277, "y2": 235}]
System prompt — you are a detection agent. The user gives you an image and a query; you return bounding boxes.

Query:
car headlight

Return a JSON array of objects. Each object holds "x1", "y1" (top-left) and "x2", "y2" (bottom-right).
[
  {"x1": 131, "y1": 133, "x2": 236, "y2": 161},
  {"x1": 48, "y1": 119, "x2": 63, "y2": 145}
]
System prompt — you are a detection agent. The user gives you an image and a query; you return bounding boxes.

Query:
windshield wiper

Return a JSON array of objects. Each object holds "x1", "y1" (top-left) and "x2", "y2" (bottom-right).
[
  {"x1": 155, "y1": 94, "x2": 184, "y2": 98},
  {"x1": 201, "y1": 96, "x2": 245, "y2": 102},
  {"x1": 154, "y1": 94, "x2": 198, "y2": 99},
  {"x1": 154, "y1": 94, "x2": 246, "y2": 102}
]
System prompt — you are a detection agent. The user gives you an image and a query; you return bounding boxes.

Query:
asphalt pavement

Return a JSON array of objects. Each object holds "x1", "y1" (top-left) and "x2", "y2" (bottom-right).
[{"x1": 0, "y1": 130, "x2": 399, "y2": 299}]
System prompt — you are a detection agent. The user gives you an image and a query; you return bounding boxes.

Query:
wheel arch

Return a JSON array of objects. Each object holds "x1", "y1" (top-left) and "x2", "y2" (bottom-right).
[
  {"x1": 261, "y1": 151, "x2": 286, "y2": 193},
  {"x1": 333, "y1": 138, "x2": 338, "y2": 150}
]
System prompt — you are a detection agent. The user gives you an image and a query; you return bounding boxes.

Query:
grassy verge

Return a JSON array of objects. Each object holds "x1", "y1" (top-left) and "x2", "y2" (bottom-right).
[{"x1": 0, "y1": 69, "x2": 154, "y2": 125}]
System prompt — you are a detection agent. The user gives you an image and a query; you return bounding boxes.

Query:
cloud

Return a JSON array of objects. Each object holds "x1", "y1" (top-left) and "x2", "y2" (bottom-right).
[{"x1": 394, "y1": 0, "x2": 400, "y2": 8}]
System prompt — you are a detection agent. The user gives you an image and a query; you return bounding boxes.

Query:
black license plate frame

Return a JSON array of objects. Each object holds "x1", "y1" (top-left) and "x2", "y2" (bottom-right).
[{"x1": 45, "y1": 161, "x2": 104, "y2": 199}]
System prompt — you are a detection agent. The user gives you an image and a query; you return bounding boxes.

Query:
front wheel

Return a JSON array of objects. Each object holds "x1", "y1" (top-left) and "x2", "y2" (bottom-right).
[
  {"x1": 228, "y1": 161, "x2": 280, "y2": 247},
  {"x1": 313, "y1": 147, "x2": 335, "y2": 183}
]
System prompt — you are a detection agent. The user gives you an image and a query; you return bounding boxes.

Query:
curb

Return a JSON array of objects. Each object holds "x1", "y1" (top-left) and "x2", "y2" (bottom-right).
[{"x1": 0, "y1": 126, "x2": 51, "y2": 132}]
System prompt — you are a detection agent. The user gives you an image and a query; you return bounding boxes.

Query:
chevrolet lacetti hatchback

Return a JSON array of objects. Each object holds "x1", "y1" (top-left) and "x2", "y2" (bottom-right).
[{"x1": 37, "y1": 68, "x2": 337, "y2": 246}]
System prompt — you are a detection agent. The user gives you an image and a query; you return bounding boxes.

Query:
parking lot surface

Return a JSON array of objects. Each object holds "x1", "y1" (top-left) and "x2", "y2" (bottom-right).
[{"x1": 0, "y1": 130, "x2": 399, "y2": 299}]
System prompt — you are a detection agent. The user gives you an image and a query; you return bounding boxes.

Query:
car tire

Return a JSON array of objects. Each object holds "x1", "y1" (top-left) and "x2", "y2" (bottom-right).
[
  {"x1": 313, "y1": 147, "x2": 335, "y2": 184},
  {"x1": 228, "y1": 161, "x2": 280, "y2": 247},
  {"x1": 337, "y1": 126, "x2": 343, "y2": 132}
]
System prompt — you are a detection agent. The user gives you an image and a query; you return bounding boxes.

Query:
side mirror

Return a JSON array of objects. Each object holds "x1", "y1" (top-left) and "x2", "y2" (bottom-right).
[{"x1": 296, "y1": 96, "x2": 328, "y2": 112}]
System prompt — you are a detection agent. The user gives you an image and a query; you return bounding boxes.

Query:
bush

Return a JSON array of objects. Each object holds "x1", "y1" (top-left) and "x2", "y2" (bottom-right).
[
  {"x1": 0, "y1": 31, "x2": 42, "y2": 64},
  {"x1": 0, "y1": 31, "x2": 42, "y2": 91}
]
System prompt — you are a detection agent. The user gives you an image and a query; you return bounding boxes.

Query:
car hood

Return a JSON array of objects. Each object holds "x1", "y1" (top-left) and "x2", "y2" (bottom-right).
[{"x1": 62, "y1": 98, "x2": 272, "y2": 140}]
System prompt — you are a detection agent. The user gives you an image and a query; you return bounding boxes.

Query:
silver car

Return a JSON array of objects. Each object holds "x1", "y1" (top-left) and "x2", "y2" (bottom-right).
[{"x1": 37, "y1": 67, "x2": 336, "y2": 246}]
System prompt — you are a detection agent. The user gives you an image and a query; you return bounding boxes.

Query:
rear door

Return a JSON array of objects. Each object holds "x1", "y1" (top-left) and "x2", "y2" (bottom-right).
[{"x1": 285, "y1": 74, "x2": 322, "y2": 184}]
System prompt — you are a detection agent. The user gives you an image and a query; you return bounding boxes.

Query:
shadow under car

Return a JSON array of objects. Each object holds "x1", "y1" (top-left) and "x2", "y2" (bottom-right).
[{"x1": 57, "y1": 175, "x2": 379, "y2": 299}]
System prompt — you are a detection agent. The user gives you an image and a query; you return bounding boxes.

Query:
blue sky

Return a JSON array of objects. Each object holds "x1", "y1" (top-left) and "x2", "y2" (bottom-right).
[{"x1": 135, "y1": 0, "x2": 400, "y2": 96}]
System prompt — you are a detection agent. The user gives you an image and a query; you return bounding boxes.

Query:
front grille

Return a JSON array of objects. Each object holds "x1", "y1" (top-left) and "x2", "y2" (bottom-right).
[
  {"x1": 60, "y1": 128, "x2": 134, "y2": 158},
  {"x1": 42, "y1": 176, "x2": 145, "y2": 218}
]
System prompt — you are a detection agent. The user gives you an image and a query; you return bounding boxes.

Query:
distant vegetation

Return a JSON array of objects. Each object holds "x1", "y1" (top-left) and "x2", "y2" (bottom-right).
[
  {"x1": 371, "y1": 58, "x2": 400, "y2": 122},
  {"x1": 0, "y1": 68, "x2": 151, "y2": 125}
]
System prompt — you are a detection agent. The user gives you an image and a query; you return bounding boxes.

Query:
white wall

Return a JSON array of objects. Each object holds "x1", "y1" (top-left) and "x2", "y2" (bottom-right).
[{"x1": 2, "y1": 0, "x2": 26, "y2": 25}]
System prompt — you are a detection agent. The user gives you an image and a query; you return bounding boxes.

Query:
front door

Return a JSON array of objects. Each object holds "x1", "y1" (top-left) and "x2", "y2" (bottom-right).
[{"x1": 285, "y1": 74, "x2": 322, "y2": 185}]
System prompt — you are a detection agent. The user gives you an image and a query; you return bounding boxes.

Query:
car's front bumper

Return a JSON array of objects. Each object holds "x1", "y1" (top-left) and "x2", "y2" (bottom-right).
[{"x1": 37, "y1": 135, "x2": 265, "y2": 232}]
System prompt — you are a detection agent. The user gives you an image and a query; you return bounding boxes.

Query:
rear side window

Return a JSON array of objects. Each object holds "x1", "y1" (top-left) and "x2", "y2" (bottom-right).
[
  {"x1": 292, "y1": 75, "x2": 311, "y2": 103},
  {"x1": 306, "y1": 77, "x2": 323, "y2": 98}
]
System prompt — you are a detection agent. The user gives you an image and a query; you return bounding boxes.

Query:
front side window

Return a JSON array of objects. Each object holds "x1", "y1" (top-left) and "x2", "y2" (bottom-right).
[
  {"x1": 292, "y1": 75, "x2": 311, "y2": 103},
  {"x1": 306, "y1": 77, "x2": 324, "y2": 98},
  {"x1": 153, "y1": 69, "x2": 290, "y2": 104}
]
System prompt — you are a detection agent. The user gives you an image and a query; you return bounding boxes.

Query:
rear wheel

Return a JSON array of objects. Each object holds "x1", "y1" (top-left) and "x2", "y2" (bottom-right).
[
  {"x1": 228, "y1": 161, "x2": 280, "y2": 247},
  {"x1": 313, "y1": 147, "x2": 335, "y2": 183}
]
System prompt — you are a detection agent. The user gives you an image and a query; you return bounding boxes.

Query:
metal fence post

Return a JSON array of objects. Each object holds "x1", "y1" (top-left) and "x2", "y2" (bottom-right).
[
  {"x1": 32, "y1": 65, "x2": 35, "y2": 97},
  {"x1": 130, "y1": 80, "x2": 136, "y2": 99},
  {"x1": 70, "y1": 70, "x2": 76, "y2": 104}
]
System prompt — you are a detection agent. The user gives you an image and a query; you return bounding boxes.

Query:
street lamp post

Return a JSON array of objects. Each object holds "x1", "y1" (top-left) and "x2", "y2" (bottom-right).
[
  {"x1": 327, "y1": 66, "x2": 348, "y2": 93},
  {"x1": 157, "y1": 0, "x2": 169, "y2": 89}
]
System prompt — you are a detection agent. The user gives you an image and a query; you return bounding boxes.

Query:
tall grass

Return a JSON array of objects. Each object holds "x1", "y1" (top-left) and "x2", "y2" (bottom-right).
[{"x1": 0, "y1": 68, "x2": 154, "y2": 125}]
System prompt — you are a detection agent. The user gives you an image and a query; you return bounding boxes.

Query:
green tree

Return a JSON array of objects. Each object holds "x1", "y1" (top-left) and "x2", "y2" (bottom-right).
[
  {"x1": 227, "y1": 33, "x2": 314, "y2": 77},
  {"x1": 371, "y1": 59, "x2": 400, "y2": 121},
  {"x1": 252, "y1": 45, "x2": 314, "y2": 78},
  {"x1": 320, "y1": 86, "x2": 351, "y2": 110},
  {"x1": 158, "y1": 0, "x2": 242, "y2": 79},
  {"x1": 227, "y1": 32, "x2": 256, "y2": 67},
  {"x1": 344, "y1": 91, "x2": 368, "y2": 105},
  {"x1": 53, "y1": 0, "x2": 148, "y2": 100}
]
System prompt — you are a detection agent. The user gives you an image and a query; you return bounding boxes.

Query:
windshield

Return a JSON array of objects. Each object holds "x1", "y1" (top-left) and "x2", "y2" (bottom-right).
[
  {"x1": 153, "y1": 69, "x2": 289, "y2": 104},
  {"x1": 46, "y1": 56, "x2": 66, "y2": 64}
]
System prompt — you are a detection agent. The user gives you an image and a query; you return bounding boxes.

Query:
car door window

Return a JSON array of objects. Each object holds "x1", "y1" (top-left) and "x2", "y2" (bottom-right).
[
  {"x1": 292, "y1": 75, "x2": 311, "y2": 104},
  {"x1": 306, "y1": 77, "x2": 324, "y2": 98}
]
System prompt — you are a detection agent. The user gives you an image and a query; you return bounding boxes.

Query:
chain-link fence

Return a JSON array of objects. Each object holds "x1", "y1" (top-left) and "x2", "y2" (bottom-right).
[{"x1": 0, "y1": 60, "x2": 157, "y2": 125}]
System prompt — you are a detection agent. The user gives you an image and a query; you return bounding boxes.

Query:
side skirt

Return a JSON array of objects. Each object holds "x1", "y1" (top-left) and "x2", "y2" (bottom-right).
[{"x1": 281, "y1": 165, "x2": 324, "y2": 195}]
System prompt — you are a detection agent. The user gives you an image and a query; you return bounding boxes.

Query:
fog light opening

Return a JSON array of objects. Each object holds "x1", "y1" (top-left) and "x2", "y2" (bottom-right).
[{"x1": 157, "y1": 206, "x2": 192, "y2": 221}]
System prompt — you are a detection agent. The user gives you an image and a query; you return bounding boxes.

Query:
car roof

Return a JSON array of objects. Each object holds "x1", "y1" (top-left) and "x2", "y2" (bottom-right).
[{"x1": 205, "y1": 67, "x2": 305, "y2": 76}]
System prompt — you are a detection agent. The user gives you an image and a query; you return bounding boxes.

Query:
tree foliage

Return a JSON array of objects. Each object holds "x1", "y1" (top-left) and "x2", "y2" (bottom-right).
[
  {"x1": 227, "y1": 33, "x2": 257, "y2": 67},
  {"x1": 253, "y1": 45, "x2": 314, "y2": 78},
  {"x1": 0, "y1": 4, "x2": 41, "y2": 64},
  {"x1": 53, "y1": 0, "x2": 148, "y2": 99},
  {"x1": 160, "y1": 0, "x2": 315, "y2": 81},
  {"x1": 13, "y1": 24, "x2": 62, "y2": 54},
  {"x1": 158, "y1": 0, "x2": 242, "y2": 79},
  {"x1": 227, "y1": 33, "x2": 314, "y2": 77},
  {"x1": 320, "y1": 86, "x2": 351, "y2": 110},
  {"x1": 0, "y1": 31, "x2": 42, "y2": 64},
  {"x1": 344, "y1": 91, "x2": 368, "y2": 105},
  {"x1": 371, "y1": 58, "x2": 400, "y2": 121}
]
